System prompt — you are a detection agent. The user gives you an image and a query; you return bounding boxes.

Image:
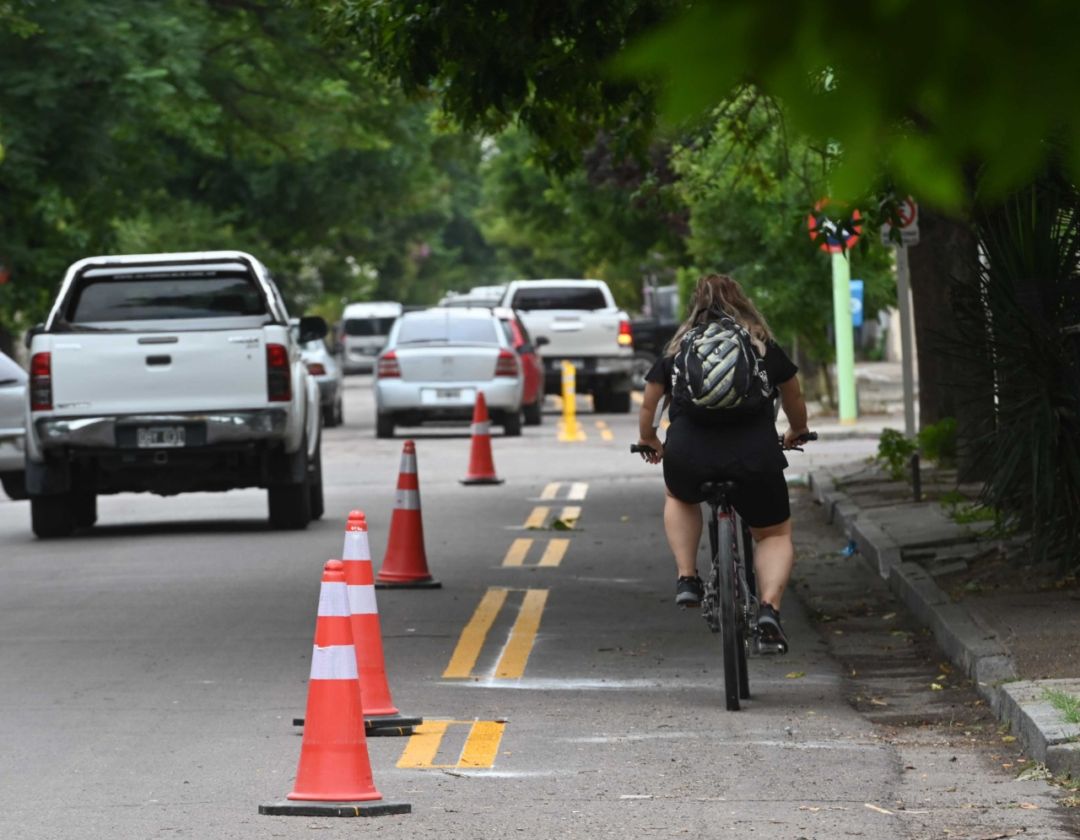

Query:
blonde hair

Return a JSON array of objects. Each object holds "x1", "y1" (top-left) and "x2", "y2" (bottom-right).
[{"x1": 665, "y1": 273, "x2": 773, "y2": 356}]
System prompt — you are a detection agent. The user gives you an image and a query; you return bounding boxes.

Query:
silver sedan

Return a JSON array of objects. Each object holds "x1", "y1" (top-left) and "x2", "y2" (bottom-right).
[
  {"x1": 373, "y1": 308, "x2": 524, "y2": 438},
  {"x1": 0, "y1": 350, "x2": 27, "y2": 499}
]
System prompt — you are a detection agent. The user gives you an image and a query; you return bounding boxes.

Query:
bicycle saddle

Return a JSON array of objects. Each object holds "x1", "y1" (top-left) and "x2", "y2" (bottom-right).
[{"x1": 699, "y1": 480, "x2": 738, "y2": 503}]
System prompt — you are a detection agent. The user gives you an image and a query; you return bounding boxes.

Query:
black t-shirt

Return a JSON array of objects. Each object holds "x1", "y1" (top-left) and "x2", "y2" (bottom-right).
[{"x1": 645, "y1": 339, "x2": 799, "y2": 477}]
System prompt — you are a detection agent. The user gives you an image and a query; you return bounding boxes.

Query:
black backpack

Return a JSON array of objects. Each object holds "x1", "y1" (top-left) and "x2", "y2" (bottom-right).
[{"x1": 671, "y1": 316, "x2": 773, "y2": 421}]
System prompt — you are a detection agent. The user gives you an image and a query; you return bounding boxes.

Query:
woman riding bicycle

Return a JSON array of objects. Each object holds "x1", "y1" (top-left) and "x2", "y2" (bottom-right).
[{"x1": 636, "y1": 273, "x2": 810, "y2": 653}]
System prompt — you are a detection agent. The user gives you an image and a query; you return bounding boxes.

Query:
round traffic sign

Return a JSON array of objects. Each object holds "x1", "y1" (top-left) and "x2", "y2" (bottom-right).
[
  {"x1": 807, "y1": 200, "x2": 862, "y2": 254},
  {"x1": 896, "y1": 196, "x2": 917, "y2": 228}
]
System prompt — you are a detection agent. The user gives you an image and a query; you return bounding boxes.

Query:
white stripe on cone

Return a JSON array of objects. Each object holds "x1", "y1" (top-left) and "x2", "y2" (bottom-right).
[
  {"x1": 343, "y1": 531, "x2": 371, "y2": 561},
  {"x1": 471, "y1": 421, "x2": 491, "y2": 436},
  {"x1": 394, "y1": 488, "x2": 421, "y2": 510},
  {"x1": 309, "y1": 644, "x2": 360, "y2": 680},
  {"x1": 400, "y1": 453, "x2": 417, "y2": 474},
  {"x1": 347, "y1": 584, "x2": 379, "y2": 615},
  {"x1": 317, "y1": 582, "x2": 351, "y2": 617}
]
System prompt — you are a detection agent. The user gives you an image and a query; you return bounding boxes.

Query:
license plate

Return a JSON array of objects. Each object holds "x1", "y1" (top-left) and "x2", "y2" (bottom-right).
[
  {"x1": 136, "y1": 426, "x2": 186, "y2": 448},
  {"x1": 422, "y1": 387, "x2": 474, "y2": 405}
]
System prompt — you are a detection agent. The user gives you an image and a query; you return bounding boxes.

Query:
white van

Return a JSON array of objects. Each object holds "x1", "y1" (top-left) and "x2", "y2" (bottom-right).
[{"x1": 341, "y1": 301, "x2": 403, "y2": 373}]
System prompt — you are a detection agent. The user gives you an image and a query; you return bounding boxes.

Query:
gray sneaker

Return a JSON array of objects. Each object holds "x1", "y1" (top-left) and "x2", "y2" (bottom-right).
[
  {"x1": 757, "y1": 603, "x2": 788, "y2": 654},
  {"x1": 675, "y1": 575, "x2": 704, "y2": 607}
]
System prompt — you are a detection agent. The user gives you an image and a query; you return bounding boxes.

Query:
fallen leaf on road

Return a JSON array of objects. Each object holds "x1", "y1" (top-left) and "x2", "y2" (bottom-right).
[
  {"x1": 798, "y1": 806, "x2": 821, "y2": 812},
  {"x1": 931, "y1": 683, "x2": 944, "y2": 691},
  {"x1": 1018, "y1": 802, "x2": 1039, "y2": 810},
  {"x1": 869, "y1": 698, "x2": 889, "y2": 706},
  {"x1": 882, "y1": 612, "x2": 896, "y2": 620},
  {"x1": 864, "y1": 803, "x2": 894, "y2": 815},
  {"x1": 785, "y1": 671, "x2": 806, "y2": 679},
  {"x1": 1001, "y1": 735, "x2": 1017, "y2": 743}
]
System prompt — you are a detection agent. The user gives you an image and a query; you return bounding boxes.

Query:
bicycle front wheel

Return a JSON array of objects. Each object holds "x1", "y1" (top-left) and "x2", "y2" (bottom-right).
[{"x1": 717, "y1": 515, "x2": 741, "y2": 711}]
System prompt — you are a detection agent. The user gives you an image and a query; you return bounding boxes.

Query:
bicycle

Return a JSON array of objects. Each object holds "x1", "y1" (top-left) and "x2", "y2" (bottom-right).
[{"x1": 631, "y1": 431, "x2": 816, "y2": 711}]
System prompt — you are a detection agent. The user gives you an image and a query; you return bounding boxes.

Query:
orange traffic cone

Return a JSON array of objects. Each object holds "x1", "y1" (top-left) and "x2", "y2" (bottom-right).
[
  {"x1": 343, "y1": 511, "x2": 423, "y2": 735},
  {"x1": 376, "y1": 441, "x2": 441, "y2": 589},
  {"x1": 260, "y1": 560, "x2": 409, "y2": 818},
  {"x1": 461, "y1": 391, "x2": 504, "y2": 485}
]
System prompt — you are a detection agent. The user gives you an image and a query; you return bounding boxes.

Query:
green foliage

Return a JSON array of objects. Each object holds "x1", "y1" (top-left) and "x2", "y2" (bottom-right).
[
  {"x1": 1044, "y1": 688, "x2": 1080, "y2": 725},
  {"x1": 619, "y1": 1, "x2": 1080, "y2": 210},
  {"x1": 672, "y1": 97, "x2": 894, "y2": 357},
  {"x1": 876, "y1": 428, "x2": 918, "y2": 481},
  {"x1": 950, "y1": 167, "x2": 1080, "y2": 573},
  {"x1": 918, "y1": 418, "x2": 957, "y2": 467},
  {"x1": 0, "y1": 0, "x2": 502, "y2": 330}
]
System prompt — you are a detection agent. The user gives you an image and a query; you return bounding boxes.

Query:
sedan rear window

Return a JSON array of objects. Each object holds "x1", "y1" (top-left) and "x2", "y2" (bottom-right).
[
  {"x1": 510, "y1": 286, "x2": 607, "y2": 311},
  {"x1": 397, "y1": 315, "x2": 499, "y2": 345},
  {"x1": 66, "y1": 269, "x2": 266, "y2": 323}
]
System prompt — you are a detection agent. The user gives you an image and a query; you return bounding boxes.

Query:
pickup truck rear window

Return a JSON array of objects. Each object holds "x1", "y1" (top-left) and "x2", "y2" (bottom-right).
[
  {"x1": 345, "y1": 317, "x2": 397, "y2": 337},
  {"x1": 66, "y1": 270, "x2": 267, "y2": 323},
  {"x1": 511, "y1": 287, "x2": 607, "y2": 311},
  {"x1": 397, "y1": 316, "x2": 498, "y2": 345}
]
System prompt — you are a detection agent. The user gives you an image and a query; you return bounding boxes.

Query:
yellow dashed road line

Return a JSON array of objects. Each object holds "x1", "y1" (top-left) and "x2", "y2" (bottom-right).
[
  {"x1": 397, "y1": 720, "x2": 507, "y2": 769},
  {"x1": 502, "y1": 537, "x2": 570, "y2": 568},
  {"x1": 443, "y1": 587, "x2": 550, "y2": 680}
]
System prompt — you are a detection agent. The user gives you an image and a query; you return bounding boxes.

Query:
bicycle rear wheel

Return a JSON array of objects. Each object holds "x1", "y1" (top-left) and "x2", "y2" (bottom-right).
[
  {"x1": 737, "y1": 521, "x2": 753, "y2": 700},
  {"x1": 717, "y1": 515, "x2": 741, "y2": 711}
]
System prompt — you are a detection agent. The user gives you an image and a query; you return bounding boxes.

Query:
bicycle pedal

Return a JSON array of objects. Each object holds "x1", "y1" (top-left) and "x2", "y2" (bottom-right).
[{"x1": 754, "y1": 640, "x2": 787, "y2": 656}]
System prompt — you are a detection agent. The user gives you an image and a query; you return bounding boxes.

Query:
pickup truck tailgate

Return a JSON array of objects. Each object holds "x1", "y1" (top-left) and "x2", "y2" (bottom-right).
[
  {"x1": 49, "y1": 330, "x2": 269, "y2": 415},
  {"x1": 528, "y1": 311, "x2": 620, "y2": 357}
]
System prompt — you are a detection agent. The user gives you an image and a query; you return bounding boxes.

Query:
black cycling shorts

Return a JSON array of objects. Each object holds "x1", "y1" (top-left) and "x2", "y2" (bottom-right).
[{"x1": 661, "y1": 426, "x2": 791, "y2": 528}]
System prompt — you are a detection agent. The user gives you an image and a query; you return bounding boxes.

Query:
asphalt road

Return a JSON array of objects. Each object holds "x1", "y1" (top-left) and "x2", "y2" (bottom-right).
[{"x1": 0, "y1": 378, "x2": 1074, "y2": 839}]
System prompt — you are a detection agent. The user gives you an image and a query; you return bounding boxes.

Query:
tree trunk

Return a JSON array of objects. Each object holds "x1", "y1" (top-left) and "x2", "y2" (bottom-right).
[{"x1": 906, "y1": 207, "x2": 993, "y2": 481}]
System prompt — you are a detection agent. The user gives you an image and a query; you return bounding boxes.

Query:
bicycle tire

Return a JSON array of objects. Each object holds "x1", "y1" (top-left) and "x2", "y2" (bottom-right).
[
  {"x1": 737, "y1": 521, "x2": 754, "y2": 700},
  {"x1": 717, "y1": 515, "x2": 741, "y2": 711}
]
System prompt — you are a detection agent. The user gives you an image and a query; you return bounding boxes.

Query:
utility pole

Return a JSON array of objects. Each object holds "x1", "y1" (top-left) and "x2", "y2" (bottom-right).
[{"x1": 830, "y1": 250, "x2": 858, "y2": 424}]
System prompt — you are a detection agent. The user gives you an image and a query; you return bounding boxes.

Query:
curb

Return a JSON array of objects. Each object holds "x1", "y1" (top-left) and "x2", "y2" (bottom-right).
[{"x1": 807, "y1": 468, "x2": 1077, "y2": 777}]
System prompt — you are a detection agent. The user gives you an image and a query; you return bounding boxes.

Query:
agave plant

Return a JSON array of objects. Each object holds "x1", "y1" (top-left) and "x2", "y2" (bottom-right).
[{"x1": 954, "y1": 167, "x2": 1080, "y2": 572}]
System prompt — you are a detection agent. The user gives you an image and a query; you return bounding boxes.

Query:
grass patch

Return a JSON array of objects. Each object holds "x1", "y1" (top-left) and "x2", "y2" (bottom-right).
[{"x1": 1043, "y1": 687, "x2": 1080, "y2": 725}]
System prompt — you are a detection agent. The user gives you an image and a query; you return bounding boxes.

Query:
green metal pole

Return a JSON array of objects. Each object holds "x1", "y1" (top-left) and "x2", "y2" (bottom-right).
[{"x1": 831, "y1": 250, "x2": 858, "y2": 423}]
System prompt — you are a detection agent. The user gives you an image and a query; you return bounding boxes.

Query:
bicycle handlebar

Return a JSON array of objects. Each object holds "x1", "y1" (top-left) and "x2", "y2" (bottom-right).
[{"x1": 632, "y1": 431, "x2": 817, "y2": 457}]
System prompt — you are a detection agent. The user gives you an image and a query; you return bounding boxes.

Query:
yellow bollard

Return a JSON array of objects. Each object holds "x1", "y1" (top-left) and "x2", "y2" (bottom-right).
[{"x1": 558, "y1": 361, "x2": 585, "y2": 442}]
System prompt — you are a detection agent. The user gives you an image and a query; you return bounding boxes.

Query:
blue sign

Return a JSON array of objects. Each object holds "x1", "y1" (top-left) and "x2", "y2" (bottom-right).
[{"x1": 850, "y1": 279, "x2": 864, "y2": 328}]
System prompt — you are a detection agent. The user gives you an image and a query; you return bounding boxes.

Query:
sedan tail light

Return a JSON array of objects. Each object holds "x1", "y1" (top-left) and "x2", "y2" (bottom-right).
[
  {"x1": 617, "y1": 319, "x2": 633, "y2": 347},
  {"x1": 494, "y1": 349, "x2": 519, "y2": 377},
  {"x1": 306, "y1": 362, "x2": 327, "y2": 376},
  {"x1": 266, "y1": 343, "x2": 292, "y2": 402},
  {"x1": 377, "y1": 351, "x2": 401, "y2": 378},
  {"x1": 30, "y1": 352, "x2": 52, "y2": 411}
]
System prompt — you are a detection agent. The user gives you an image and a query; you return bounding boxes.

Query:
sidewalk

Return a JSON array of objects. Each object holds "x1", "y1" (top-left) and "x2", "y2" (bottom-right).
[{"x1": 807, "y1": 460, "x2": 1080, "y2": 780}]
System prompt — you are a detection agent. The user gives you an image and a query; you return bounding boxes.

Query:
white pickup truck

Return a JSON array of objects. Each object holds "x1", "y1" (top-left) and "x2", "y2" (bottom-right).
[
  {"x1": 24, "y1": 251, "x2": 325, "y2": 537},
  {"x1": 500, "y1": 279, "x2": 635, "y2": 412}
]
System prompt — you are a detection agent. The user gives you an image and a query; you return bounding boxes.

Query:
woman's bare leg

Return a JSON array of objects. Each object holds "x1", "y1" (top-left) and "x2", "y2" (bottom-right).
[
  {"x1": 664, "y1": 490, "x2": 703, "y2": 577},
  {"x1": 749, "y1": 519, "x2": 794, "y2": 609}
]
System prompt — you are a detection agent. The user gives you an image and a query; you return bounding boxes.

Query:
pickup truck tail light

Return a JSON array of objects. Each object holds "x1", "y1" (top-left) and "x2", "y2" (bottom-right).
[
  {"x1": 30, "y1": 352, "x2": 53, "y2": 411},
  {"x1": 377, "y1": 351, "x2": 401, "y2": 378},
  {"x1": 306, "y1": 362, "x2": 327, "y2": 376},
  {"x1": 266, "y1": 343, "x2": 292, "y2": 402},
  {"x1": 617, "y1": 319, "x2": 633, "y2": 347},
  {"x1": 494, "y1": 349, "x2": 518, "y2": 377}
]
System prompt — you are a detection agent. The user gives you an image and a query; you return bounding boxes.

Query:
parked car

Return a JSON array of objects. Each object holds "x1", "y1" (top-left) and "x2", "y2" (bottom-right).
[
  {"x1": 499, "y1": 279, "x2": 635, "y2": 412},
  {"x1": 373, "y1": 307, "x2": 524, "y2": 438},
  {"x1": 492, "y1": 306, "x2": 547, "y2": 426},
  {"x1": 341, "y1": 301, "x2": 402, "y2": 373},
  {"x1": 25, "y1": 250, "x2": 325, "y2": 537},
  {"x1": 0, "y1": 350, "x2": 27, "y2": 500},
  {"x1": 292, "y1": 320, "x2": 344, "y2": 427}
]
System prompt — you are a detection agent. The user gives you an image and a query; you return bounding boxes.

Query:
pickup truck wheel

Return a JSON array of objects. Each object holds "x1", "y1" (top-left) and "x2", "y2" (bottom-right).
[
  {"x1": 308, "y1": 439, "x2": 325, "y2": 521},
  {"x1": 503, "y1": 411, "x2": 523, "y2": 437},
  {"x1": 30, "y1": 494, "x2": 75, "y2": 538},
  {"x1": 1, "y1": 471, "x2": 27, "y2": 501},
  {"x1": 608, "y1": 391, "x2": 632, "y2": 413},
  {"x1": 73, "y1": 492, "x2": 97, "y2": 528},
  {"x1": 523, "y1": 400, "x2": 543, "y2": 426},
  {"x1": 267, "y1": 444, "x2": 312, "y2": 530},
  {"x1": 375, "y1": 414, "x2": 394, "y2": 439}
]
